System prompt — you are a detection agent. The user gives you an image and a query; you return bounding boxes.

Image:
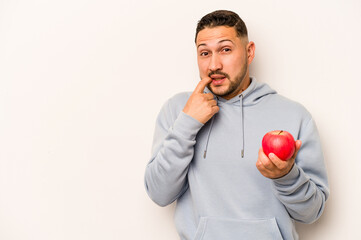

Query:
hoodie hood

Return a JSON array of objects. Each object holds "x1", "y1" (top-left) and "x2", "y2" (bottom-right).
[{"x1": 202, "y1": 77, "x2": 277, "y2": 159}]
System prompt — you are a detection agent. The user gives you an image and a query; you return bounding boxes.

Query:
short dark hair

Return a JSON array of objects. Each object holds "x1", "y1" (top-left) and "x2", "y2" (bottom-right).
[{"x1": 195, "y1": 10, "x2": 248, "y2": 42}]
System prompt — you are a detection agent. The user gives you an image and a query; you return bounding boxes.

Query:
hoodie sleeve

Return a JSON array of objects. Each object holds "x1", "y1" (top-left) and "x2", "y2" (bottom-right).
[
  {"x1": 271, "y1": 117, "x2": 330, "y2": 224},
  {"x1": 144, "y1": 98, "x2": 204, "y2": 207}
]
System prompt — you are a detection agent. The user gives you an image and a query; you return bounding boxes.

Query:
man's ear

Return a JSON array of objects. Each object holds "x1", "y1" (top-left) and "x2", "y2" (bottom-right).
[{"x1": 247, "y1": 41, "x2": 256, "y2": 64}]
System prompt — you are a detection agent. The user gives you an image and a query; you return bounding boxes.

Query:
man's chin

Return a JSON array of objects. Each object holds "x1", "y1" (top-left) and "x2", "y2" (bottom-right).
[{"x1": 208, "y1": 87, "x2": 231, "y2": 98}]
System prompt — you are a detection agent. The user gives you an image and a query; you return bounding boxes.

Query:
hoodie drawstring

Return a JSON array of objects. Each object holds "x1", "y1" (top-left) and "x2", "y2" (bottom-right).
[
  {"x1": 239, "y1": 94, "x2": 245, "y2": 158},
  {"x1": 203, "y1": 96, "x2": 218, "y2": 159},
  {"x1": 203, "y1": 116, "x2": 215, "y2": 159}
]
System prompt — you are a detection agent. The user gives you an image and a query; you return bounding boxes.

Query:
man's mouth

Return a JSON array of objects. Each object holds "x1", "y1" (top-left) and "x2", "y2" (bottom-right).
[{"x1": 210, "y1": 74, "x2": 226, "y2": 85}]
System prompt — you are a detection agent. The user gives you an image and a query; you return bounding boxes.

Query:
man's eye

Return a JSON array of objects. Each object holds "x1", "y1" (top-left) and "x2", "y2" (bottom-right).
[
  {"x1": 200, "y1": 52, "x2": 209, "y2": 56},
  {"x1": 222, "y1": 48, "x2": 231, "y2": 52}
]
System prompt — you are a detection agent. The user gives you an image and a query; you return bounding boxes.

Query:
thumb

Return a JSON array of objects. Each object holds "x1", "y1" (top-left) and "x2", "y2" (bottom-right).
[
  {"x1": 292, "y1": 140, "x2": 302, "y2": 158},
  {"x1": 295, "y1": 140, "x2": 302, "y2": 152},
  {"x1": 194, "y1": 77, "x2": 212, "y2": 93}
]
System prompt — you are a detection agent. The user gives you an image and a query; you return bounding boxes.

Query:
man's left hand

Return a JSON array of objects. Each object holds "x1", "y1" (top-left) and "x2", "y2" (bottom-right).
[{"x1": 256, "y1": 140, "x2": 302, "y2": 179}]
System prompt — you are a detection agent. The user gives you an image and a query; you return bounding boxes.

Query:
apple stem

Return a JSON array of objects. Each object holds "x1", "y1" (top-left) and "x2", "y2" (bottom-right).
[{"x1": 278, "y1": 130, "x2": 283, "y2": 135}]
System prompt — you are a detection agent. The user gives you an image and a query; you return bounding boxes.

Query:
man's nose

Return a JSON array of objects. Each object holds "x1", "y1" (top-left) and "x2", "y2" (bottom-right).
[{"x1": 209, "y1": 54, "x2": 222, "y2": 71}]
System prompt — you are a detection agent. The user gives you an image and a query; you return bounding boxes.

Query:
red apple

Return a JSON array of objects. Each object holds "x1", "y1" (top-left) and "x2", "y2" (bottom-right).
[{"x1": 262, "y1": 130, "x2": 296, "y2": 161}]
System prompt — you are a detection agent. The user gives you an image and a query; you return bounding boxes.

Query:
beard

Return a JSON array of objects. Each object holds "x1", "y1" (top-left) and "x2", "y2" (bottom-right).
[{"x1": 207, "y1": 61, "x2": 248, "y2": 98}]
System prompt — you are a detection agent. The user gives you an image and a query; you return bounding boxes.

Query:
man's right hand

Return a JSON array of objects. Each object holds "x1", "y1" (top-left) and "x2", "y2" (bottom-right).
[{"x1": 183, "y1": 77, "x2": 219, "y2": 124}]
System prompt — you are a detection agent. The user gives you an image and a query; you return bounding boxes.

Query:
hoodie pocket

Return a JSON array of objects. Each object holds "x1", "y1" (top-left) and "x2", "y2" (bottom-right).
[{"x1": 193, "y1": 217, "x2": 283, "y2": 240}]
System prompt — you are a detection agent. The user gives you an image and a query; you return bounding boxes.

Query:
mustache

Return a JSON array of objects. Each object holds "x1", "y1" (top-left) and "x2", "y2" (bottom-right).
[{"x1": 208, "y1": 70, "x2": 230, "y2": 79}]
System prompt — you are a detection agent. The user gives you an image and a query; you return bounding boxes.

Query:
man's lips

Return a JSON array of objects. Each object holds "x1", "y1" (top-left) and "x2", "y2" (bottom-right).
[
  {"x1": 211, "y1": 75, "x2": 226, "y2": 85},
  {"x1": 208, "y1": 72, "x2": 229, "y2": 86}
]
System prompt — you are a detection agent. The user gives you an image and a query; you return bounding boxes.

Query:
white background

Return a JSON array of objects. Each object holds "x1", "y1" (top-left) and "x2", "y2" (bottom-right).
[{"x1": 0, "y1": 0, "x2": 360, "y2": 239}]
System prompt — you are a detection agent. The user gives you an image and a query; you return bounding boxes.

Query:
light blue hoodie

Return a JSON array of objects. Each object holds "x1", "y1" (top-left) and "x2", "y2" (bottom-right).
[{"x1": 145, "y1": 78, "x2": 329, "y2": 240}]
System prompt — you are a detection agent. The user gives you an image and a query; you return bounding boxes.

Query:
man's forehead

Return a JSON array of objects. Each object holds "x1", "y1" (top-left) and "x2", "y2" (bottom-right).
[{"x1": 196, "y1": 26, "x2": 238, "y2": 46}]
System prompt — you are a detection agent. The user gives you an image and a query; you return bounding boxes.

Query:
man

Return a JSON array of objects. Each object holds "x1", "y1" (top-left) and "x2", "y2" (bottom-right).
[{"x1": 144, "y1": 10, "x2": 329, "y2": 240}]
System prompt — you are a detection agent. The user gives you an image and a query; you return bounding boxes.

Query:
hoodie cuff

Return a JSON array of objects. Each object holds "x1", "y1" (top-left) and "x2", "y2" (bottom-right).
[
  {"x1": 272, "y1": 163, "x2": 301, "y2": 186},
  {"x1": 172, "y1": 111, "x2": 204, "y2": 140}
]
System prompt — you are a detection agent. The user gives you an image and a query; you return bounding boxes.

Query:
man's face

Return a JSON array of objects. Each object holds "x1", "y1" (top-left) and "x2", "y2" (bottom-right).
[{"x1": 196, "y1": 26, "x2": 254, "y2": 99}]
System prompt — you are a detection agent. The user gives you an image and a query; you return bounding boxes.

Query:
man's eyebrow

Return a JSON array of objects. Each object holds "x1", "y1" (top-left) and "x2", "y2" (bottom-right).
[
  {"x1": 197, "y1": 39, "x2": 235, "y2": 49},
  {"x1": 197, "y1": 43, "x2": 207, "y2": 49},
  {"x1": 219, "y1": 39, "x2": 234, "y2": 44}
]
